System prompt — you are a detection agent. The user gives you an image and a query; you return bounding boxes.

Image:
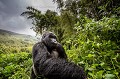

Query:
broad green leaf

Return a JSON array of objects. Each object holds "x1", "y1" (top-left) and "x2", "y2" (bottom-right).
[{"x1": 104, "y1": 74, "x2": 115, "y2": 79}]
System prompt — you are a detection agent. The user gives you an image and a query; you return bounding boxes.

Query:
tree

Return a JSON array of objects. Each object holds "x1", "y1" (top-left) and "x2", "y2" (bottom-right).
[
  {"x1": 21, "y1": 6, "x2": 58, "y2": 34},
  {"x1": 53, "y1": 0, "x2": 120, "y2": 20},
  {"x1": 21, "y1": 6, "x2": 77, "y2": 43}
]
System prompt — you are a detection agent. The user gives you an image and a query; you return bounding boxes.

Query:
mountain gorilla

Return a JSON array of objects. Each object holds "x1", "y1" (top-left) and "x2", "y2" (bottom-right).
[{"x1": 30, "y1": 32, "x2": 86, "y2": 79}]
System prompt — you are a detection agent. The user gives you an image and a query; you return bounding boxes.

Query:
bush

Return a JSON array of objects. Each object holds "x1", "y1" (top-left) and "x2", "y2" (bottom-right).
[
  {"x1": 0, "y1": 52, "x2": 32, "y2": 79},
  {"x1": 65, "y1": 16, "x2": 120, "y2": 79}
]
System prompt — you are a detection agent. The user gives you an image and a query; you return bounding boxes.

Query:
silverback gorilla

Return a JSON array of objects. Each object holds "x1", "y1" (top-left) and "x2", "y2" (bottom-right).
[{"x1": 30, "y1": 32, "x2": 86, "y2": 79}]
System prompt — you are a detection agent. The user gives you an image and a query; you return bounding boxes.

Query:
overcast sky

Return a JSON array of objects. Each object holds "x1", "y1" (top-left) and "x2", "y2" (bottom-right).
[{"x1": 0, "y1": 0, "x2": 57, "y2": 36}]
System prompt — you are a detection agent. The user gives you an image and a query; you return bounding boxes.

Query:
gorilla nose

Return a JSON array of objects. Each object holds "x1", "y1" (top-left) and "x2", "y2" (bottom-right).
[{"x1": 51, "y1": 38, "x2": 57, "y2": 43}]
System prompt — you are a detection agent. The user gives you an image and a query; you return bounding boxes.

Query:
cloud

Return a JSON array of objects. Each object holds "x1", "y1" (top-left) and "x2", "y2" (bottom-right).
[{"x1": 0, "y1": 0, "x2": 57, "y2": 36}]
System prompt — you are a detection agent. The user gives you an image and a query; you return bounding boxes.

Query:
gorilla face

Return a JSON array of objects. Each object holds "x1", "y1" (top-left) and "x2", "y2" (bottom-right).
[{"x1": 42, "y1": 32, "x2": 58, "y2": 51}]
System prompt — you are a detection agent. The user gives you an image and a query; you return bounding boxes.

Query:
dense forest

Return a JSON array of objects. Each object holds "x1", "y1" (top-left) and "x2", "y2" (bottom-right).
[{"x1": 0, "y1": 0, "x2": 120, "y2": 79}]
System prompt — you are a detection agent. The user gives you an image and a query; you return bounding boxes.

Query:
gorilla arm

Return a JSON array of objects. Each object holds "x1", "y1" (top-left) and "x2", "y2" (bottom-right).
[
  {"x1": 31, "y1": 42, "x2": 51, "y2": 79},
  {"x1": 32, "y1": 42, "x2": 50, "y2": 63},
  {"x1": 56, "y1": 43, "x2": 67, "y2": 59},
  {"x1": 50, "y1": 43, "x2": 67, "y2": 59}
]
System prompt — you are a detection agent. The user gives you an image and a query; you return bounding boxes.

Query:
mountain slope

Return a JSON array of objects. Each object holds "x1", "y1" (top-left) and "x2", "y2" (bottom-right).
[
  {"x1": 0, "y1": 29, "x2": 37, "y2": 47},
  {"x1": 0, "y1": 29, "x2": 20, "y2": 35}
]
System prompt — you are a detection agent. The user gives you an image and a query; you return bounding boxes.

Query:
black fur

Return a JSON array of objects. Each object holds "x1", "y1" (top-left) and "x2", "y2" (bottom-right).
[{"x1": 30, "y1": 32, "x2": 86, "y2": 79}]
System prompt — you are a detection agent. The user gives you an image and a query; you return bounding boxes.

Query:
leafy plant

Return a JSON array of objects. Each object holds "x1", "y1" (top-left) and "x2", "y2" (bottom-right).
[{"x1": 65, "y1": 16, "x2": 120, "y2": 79}]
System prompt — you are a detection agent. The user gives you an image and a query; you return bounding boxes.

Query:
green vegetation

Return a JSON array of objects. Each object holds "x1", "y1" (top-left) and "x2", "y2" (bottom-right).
[
  {"x1": 0, "y1": 0, "x2": 120, "y2": 79},
  {"x1": 65, "y1": 16, "x2": 120, "y2": 79},
  {"x1": 0, "y1": 30, "x2": 35, "y2": 79},
  {"x1": 0, "y1": 52, "x2": 32, "y2": 79}
]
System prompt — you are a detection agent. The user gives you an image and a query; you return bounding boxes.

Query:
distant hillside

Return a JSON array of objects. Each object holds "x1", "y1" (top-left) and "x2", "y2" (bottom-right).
[
  {"x1": 0, "y1": 29, "x2": 20, "y2": 35},
  {"x1": 0, "y1": 29, "x2": 38, "y2": 47}
]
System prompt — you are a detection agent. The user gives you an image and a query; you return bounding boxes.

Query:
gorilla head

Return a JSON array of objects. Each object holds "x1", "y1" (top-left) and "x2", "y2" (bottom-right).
[
  {"x1": 41, "y1": 32, "x2": 58, "y2": 52},
  {"x1": 41, "y1": 32, "x2": 67, "y2": 59}
]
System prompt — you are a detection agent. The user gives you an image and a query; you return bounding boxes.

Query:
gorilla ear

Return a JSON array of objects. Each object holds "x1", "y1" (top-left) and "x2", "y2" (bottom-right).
[
  {"x1": 41, "y1": 32, "x2": 48, "y2": 39},
  {"x1": 41, "y1": 34, "x2": 46, "y2": 39}
]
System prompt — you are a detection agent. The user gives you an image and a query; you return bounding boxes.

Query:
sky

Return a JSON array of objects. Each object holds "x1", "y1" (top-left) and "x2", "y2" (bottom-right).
[{"x1": 0, "y1": 0, "x2": 57, "y2": 36}]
